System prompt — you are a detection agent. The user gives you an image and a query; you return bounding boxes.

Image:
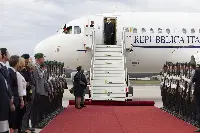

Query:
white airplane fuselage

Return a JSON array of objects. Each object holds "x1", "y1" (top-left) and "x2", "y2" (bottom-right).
[{"x1": 34, "y1": 12, "x2": 200, "y2": 74}]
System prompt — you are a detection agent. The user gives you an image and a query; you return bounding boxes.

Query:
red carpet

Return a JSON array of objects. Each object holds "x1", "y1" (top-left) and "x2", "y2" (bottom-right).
[
  {"x1": 69, "y1": 100, "x2": 155, "y2": 106},
  {"x1": 40, "y1": 106, "x2": 196, "y2": 133}
]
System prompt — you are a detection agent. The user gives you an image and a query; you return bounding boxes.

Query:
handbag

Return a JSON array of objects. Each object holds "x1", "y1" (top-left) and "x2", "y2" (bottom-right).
[{"x1": 69, "y1": 86, "x2": 74, "y2": 94}]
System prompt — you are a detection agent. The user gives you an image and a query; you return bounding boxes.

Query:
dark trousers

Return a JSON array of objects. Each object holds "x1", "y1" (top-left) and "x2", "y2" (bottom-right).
[
  {"x1": 105, "y1": 38, "x2": 112, "y2": 45},
  {"x1": 21, "y1": 99, "x2": 33, "y2": 131},
  {"x1": 196, "y1": 96, "x2": 200, "y2": 127}
]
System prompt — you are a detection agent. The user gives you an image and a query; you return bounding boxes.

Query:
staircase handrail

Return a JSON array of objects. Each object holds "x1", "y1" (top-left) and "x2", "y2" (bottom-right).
[{"x1": 90, "y1": 29, "x2": 96, "y2": 88}]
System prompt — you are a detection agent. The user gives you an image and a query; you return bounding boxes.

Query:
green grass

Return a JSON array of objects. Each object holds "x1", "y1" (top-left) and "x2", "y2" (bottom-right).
[{"x1": 130, "y1": 80, "x2": 160, "y2": 85}]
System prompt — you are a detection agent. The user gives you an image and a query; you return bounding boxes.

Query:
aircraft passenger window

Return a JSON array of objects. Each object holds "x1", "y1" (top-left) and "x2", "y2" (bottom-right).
[
  {"x1": 74, "y1": 26, "x2": 81, "y2": 34},
  {"x1": 141, "y1": 28, "x2": 146, "y2": 33},
  {"x1": 150, "y1": 28, "x2": 154, "y2": 33},
  {"x1": 125, "y1": 28, "x2": 129, "y2": 32},
  {"x1": 166, "y1": 28, "x2": 170, "y2": 34},
  {"x1": 182, "y1": 28, "x2": 187, "y2": 34},
  {"x1": 191, "y1": 28, "x2": 195, "y2": 33},
  {"x1": 158, "y1": 28, "x2": 162, "y2": 33},
  {"x1": 133, "y1": 28, "x2": 137, "y2": 33}
]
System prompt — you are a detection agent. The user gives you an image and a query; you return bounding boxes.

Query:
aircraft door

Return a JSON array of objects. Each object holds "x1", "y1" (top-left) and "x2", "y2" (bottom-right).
[
  {"x1": 88, "y1": 15, "x2": 104, "y2": 45},
  {"x1": 115, "y1": 16, "x2": 122, "y2": 45}
]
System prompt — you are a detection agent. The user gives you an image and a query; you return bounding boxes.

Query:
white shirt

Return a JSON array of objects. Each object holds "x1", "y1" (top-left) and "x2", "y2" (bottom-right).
[
  {"x1": 0, "y1": 61, "x2": 6, "y2": 66},
  {"x1": 16, "y1": 72, "x2": 27, "y2": 96}
]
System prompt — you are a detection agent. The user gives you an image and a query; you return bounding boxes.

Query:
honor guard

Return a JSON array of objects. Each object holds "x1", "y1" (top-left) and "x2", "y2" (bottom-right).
[{"x1": 31, "y1": 53, "x2": 48, "y2": 126}]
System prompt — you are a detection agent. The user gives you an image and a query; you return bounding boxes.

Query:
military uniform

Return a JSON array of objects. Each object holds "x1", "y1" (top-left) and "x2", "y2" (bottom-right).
[
  {"x1": 191, "y1": 65, "x2": 200, "y2": 132},
  {"x1": 31, "y1": 53, "x2": 48, "y2": 126}
]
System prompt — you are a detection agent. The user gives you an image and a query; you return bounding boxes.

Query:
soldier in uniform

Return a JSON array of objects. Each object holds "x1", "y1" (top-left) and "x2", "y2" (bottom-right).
[
  {"x1": 20, "y1": 54, "x2": 35, "y2": 133},
  {"x1": 104, "y1": 18, "x2": 114, "y2": 45},
  {"x1": 31, "y1": 53, "x2": 47, "y2": 126},
  {"x1": 191, "y1": 64, "x2": 200, "y2": 132},
  {"x1": 40, "y1": 63, "x2": 50, "y2": 116}
]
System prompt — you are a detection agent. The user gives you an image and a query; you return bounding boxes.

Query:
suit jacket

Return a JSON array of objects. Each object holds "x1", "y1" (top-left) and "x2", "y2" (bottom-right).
[
  {"x1": 0, "y1": 63, "x2": 12, "y2": 99},
  {"x1": 0, "y1": 66, "x2": 10, "y2": 121},
  {"x1": 104, "y1": 22, "x2": 114, "y2": 40}
]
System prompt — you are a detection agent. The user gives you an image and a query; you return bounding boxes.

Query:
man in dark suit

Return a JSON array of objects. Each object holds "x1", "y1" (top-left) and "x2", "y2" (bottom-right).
[
  {"x1": 0, "y1": 48, "x2": 14, "y2": 133},
  {"x1": 191, "y1": 64, "x2": 200, "y2": 132},
  {"x1": 104, "y1": 18, "x2": 114, "y2": 45}
]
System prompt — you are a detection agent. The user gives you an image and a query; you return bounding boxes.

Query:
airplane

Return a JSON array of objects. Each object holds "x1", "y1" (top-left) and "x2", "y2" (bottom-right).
[{"x1": 34, "y1": 12, "x2": 200, "y2": 78}]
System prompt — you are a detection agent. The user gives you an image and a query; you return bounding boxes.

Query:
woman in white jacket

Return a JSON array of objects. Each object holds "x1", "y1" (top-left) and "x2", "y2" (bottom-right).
[{"x1": 16, "y1": 57, "x2": 27, "y2": 132}]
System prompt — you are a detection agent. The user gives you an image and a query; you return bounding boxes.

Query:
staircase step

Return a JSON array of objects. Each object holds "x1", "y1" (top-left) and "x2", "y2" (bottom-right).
[
  {"x1": 93, "y1": 71, "x2": 125, "y2": 74},
  {"x1": 94, "y1": 56, "x2": 124, "y2": 60},
  {"x1": 91, "y1": 79, "x2": 125, "y2": 84},
  {"x1": 95, "y1": 45, "x2": 122, "y2": 48},
  {"x1": 93, "y1": 76, "x2": 125, "y2": 79},
  {"x1": 93, "y1": 73, "x2": 125, "y2": 78},
  {"x1": 93, "y1": 64, "x2": 124, "y2": 68},
  {"x1": 92, "y1": 86, "x2": 125, "y2": 92},
  {"x1": 94, "y1": 52, "x2": 122, "y2": 57},
  {"x1": 92, "y1": 84, "x2": 125, "y2": 87},
  {"x1": 92, "y1": 97, "x2": 126, "y2": 101},
  {"x1": 94, "y1": 67, "x2": 124, "y2": 71},
  {"x1": 94, "y1": 60, "x2": 123, "y2": 64},
  {"x1": 95, "y1": 48, "x2": 122, "y2": 52}
]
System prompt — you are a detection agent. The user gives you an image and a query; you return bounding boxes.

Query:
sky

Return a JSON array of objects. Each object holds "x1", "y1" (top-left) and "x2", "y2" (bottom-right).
[{"x1": 0, "y1": 0, "x2": 200, "y2": 55}]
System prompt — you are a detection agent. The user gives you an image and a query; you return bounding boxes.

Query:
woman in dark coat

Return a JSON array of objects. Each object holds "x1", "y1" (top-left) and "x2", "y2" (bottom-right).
[
  {"x1": 74, "y1": 66, "x2": 87, "y2": 109},
  {"x1": 0, "y1": 64, "x2": 10, "y2": 133}
]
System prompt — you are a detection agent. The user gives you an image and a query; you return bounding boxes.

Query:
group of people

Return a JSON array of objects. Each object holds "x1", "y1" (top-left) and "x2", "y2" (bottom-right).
[{"x1": 0, "y1": 48, "x2": 49, "y2": 133}]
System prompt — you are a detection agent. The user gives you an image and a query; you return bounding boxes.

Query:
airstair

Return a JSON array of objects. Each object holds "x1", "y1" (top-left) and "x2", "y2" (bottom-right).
[{"x1": 84, "y1": 26, "x2": 128, "y2": 101}]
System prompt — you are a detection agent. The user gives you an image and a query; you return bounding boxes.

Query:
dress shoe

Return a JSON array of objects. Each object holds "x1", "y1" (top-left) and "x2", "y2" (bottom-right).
[
  {"x1": 29, "y1": 128, "x2": 35, "y2": 131},
  {"x1": 75, "y1": 105, "x2": 82, "y2": 109},
  {"x1": 80, "y1": 104, "x2": 86, "y2": 107}
]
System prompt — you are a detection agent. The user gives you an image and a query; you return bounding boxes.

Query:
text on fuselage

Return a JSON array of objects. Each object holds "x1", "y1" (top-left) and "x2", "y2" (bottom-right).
[{"x1": 133, "y1": 36, "x2": 200, "y2": 43}]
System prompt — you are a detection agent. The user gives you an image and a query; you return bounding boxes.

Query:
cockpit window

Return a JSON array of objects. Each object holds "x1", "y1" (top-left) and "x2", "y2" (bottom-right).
[
  {"x1": 74, "y1": 26, "x2": 81, "y2": 34},
  {"x1": 63, "y1": 26, "x2": 72, "y2": 34}
]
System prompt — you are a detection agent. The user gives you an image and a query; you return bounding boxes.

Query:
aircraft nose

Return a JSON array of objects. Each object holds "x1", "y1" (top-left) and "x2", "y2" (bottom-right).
[{"x1": 34, "y1": 34, "x2": 65, "y2": 58}]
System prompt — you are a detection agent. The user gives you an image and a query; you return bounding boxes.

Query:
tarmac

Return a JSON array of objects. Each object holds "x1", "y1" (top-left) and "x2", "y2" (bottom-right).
[{"x1": 35, "y1": 84, "x2": 162, "y2": 133}]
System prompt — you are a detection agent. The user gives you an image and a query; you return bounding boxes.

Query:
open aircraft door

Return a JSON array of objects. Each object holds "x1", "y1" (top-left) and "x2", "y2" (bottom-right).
[{"x1": 88, "y1": 15, "x2": 104, "y2": 45}]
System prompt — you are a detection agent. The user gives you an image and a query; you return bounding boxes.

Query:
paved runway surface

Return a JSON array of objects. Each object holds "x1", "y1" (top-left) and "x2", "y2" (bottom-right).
[{"x1": 35, "y1": 84, "x2": 162, "y2": 133}]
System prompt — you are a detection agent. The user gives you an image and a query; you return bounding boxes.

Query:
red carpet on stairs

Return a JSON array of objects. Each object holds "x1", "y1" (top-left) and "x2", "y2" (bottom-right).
[
  {"x1": 69, "y1": 100, "x2": 155, "y2": 106},
  {"x1": 40, "y1": 106, "x2": 196, "y2": 133}
]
